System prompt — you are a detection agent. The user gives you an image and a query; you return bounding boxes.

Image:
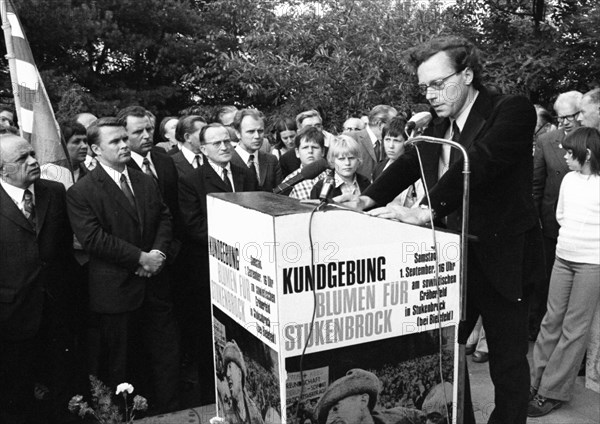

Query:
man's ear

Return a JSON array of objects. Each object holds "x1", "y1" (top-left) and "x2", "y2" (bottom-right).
[
  {"x1": 464, "y1": 67, "x2": 474, "y2": 86},
  {"x1": 90, "y1": 143, "x2": 100, "y2": 157}
]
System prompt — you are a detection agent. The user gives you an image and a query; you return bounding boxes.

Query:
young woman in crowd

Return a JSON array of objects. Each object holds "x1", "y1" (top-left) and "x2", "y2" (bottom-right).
[
  {"x1": 528, "y1": 126, "x2": 600, "y2": 417},
  {"x1": 270, "y1": 117, "x2": 297, "y2": 159},
  {"x1": 310, "y1": 134, "x2": 370, "y2": 199}
]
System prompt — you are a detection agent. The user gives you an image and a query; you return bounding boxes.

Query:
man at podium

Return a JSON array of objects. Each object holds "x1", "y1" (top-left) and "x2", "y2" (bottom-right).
[{"x1": 337, "y1": 36, "x2": 543, "y2": 424}]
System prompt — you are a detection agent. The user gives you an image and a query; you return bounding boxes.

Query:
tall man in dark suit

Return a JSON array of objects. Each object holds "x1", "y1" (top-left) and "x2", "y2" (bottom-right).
[
  {"x1": 0, "y1": 133, "x2": 73, "y2": 423},
  {"x1": 171, "y1": 115, "x2": 207, "y2": 178},
  {"x1": 338, "y1": 37, "x2": 543, "y2": 424},
  {"x1": 178, "y1": 123, "x2": 257, "y2": 404},
  {"x1": 231, "y1": 109, "x2": 282, "y2": 192},
  {"x1": 67, "y1": 118, "x2": 180, "y2": 413},
  {"x1": 531, "y1": 91, "x2": 581, "y2": 338}
]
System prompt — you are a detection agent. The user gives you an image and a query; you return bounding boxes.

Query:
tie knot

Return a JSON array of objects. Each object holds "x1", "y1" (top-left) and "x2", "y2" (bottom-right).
[
  {"x1": 120, "y1": 173, "x2": 128, "y2": 183},
  {"x1": 23, "y1": 189, "x2": 33, "y2": 201},
  {"x1": 452, "y1": 121, "x2": 461, "y2": 139},
  {"x1": 222, "y1": 168, "x2": 228, "y2": 177},
  {"x1": 143, "y1": 157, "x2": 150, "y2": 165},
  {"x1": 249, "y1": 154, "x2": 255, "y2": 162}
]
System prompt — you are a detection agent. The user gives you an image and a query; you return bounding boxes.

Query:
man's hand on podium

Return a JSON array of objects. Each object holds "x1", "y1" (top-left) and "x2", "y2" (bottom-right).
[
  {"x1": 368, "y1": 200, "x2": 432, "y2": 225},
  {"x1": 333, "y1": 194, "x2": 376, "y2": 211}
]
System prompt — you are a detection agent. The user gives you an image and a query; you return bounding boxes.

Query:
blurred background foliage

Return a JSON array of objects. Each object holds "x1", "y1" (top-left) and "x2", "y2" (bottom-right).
[{"x1": 1, "y1": 0, "x2": 598, "y2": 130}]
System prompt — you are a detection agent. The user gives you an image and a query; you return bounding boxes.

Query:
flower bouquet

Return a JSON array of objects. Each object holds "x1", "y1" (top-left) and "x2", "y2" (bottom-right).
[{"x1": 68, "y1": 375, "x2": 148, "y2": 424}]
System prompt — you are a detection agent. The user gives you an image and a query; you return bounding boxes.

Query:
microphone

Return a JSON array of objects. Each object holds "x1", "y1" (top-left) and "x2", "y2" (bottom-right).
[
  {"x1": 273, "y1": 159, "x2": 329, "y2": 195},
  {"x1": 318, "y1": 169, "x2": 335, "y2": 202},
  {"x1": 405, "y1": 111, "x2": 433, "y2": 133}
]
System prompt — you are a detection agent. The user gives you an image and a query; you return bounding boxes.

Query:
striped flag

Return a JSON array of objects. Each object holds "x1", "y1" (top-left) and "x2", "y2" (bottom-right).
[{"x1": 1, "y1": 0, "x2": 71, "y2": 179}]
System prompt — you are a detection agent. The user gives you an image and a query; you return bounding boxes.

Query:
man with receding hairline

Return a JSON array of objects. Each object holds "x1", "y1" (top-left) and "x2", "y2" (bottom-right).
[
  {"x1": 1, "y1": 134, "x2": 73, "y2": 422},
  {"x1": 578, "y1": 88, "x2": 600, "y2": 130}
]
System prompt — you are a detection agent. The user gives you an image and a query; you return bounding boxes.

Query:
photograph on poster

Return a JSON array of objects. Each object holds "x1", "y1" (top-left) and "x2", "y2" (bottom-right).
[
  {"x1": 285, "y1": 327, "x2": 455, "y2": 424},
  {"x1": 213, "y1": 307, "x2": 281, "y2": 424}
]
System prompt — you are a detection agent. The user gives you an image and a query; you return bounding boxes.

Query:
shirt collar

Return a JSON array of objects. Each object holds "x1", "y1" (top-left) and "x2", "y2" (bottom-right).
[
  {"x1": 0, "y1": 179, "x2": 34, "y2": 205},
  {"x1": 99, "y1": 162, "x2": 131, "y2": 188},
  {"x1": 207, "y1": 159, "x2": 232, "y2": 175},
  {"x1": 181, "y1": 145, "x2": 201, "y2": 164},
  {"x1": 453, "y1": 90, "x2": 479, "y2": 133},
  {"x1": 130, "y1": 151, "x2": 151, "y2": 170},
  {"x1": 334, "y1": 172, "x2": 358, "y2": 189},
  {"x1": 235, "y1": 145, "x2": 257, "y2": 164}
]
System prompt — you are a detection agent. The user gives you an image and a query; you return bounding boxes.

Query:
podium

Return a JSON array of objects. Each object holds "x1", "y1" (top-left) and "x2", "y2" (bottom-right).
[{"x1": 207, "y1": 192, "x2": 461, "y2": 423}]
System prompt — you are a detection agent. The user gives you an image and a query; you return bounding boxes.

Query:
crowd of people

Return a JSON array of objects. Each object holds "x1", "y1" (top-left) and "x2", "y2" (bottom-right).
[{"x1": 1, "y1": 35, "x2": 599, "y2": 424}]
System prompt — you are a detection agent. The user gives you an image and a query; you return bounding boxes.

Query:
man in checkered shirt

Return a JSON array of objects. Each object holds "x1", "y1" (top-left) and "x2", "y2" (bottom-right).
[{"x1": 281, "y1": 126, "x2": 328, "y2": 200}]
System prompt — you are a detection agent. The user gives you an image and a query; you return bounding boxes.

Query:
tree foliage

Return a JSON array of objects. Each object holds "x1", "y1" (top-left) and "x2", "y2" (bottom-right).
[{"x1": 1, "y1": 0, "x2": 598, "y2": 127}]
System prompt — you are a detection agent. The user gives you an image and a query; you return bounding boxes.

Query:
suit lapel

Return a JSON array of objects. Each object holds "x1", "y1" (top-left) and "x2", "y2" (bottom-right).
[
  {"x1": 549, "y1": 131, "x2": 566, "y2": 165},
  {"x1": 202, "y1": 164, "x2": 229, "y2": 192},
  {"x1": 33, "y1": 181, "x2": 50, "y2": 236},
  {"x1": 0, "y1": 184, "x2": 35, "y2": 233},
  {"x1": 231, "y1": 164, "x2": 246, "y2": 192},
  {"x1": 360, "y1": 131, "x2": 377, "y2": 162},
  {"x1": 459, "y1": 92, "x2": 492, "y2": 150},
  {"x1": 94, "y1": 166, "x2": 140, "y2": 223},
  {"x1": 150, "y1": 152, "x2": 165, "y2": 192}
]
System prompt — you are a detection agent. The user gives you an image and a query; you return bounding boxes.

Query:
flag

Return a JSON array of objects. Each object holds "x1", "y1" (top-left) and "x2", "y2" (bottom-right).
[{"x1": 1, "y1": 0, "x2": 71, "y2": 182}]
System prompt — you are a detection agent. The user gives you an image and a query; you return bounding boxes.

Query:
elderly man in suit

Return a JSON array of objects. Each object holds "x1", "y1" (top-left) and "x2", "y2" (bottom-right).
[
  {"x1": 231, "y1": 109, "x2": 282, "y2": 192},
  {"x1": 350, "y1": 105, "x2": 398, "y2": 181},
  {"x1": 178, "y1": 123, "x2": 257, "y2": 404},
  {"x1": 339, "y1": 36, "x2": 543, "y2": 424},
  {"x1": 531, "y1": 91, "x2": 582, "y2": 339},
  {"x1": 0, "y1": 133, "x2": 73, "y2": 423},
  {"x1": 171, "y1": 115, "x2": 207, "y2": 178},
  {"x1": 67, "y1": 118, "x2": 180, "y2": 413}
]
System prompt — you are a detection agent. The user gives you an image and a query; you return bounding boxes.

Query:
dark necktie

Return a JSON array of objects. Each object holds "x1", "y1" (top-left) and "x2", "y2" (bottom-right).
[
  {"x1": 22, "y1": 189, "x2": 36, "y2": 228},
  {"x1": 222, "y1": 168, "x2": 233, "y2": 192},
  {"x1": 193, "y1": 154, "x2": 201, "y2": 169},
  {"x1": 374, "y1": 140, "x2": 381, "y2": 162},
  {"x1": 449, "y1": 121, "x2": 462, "y2": 165},
  {"x1": 119, "y1": 174, "x2": 137, "y2": 210},
  {"x1": 248, "y1": 154, "x2": 258, "y2": 179},
  {"x1": 142, "y1": 157, "x2": 156, "y2": 179}
]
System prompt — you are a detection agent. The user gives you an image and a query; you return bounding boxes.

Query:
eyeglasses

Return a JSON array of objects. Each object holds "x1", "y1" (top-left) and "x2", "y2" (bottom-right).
[
  {"x1": 557, "y1": 112, "x2": 580, "y2": 122},
  {"x1": 418, "y1": 71, "x2": 460, "y2": 95},
  {"x1": 343, "y1": 127, "x2": 361, "y2": 132},
  {"x1": 203, "y1": 139, "x2": 232, "y2": 148}
]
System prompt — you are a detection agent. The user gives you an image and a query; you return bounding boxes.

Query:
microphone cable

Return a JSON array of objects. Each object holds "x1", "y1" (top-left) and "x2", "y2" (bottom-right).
[{"x1": 413, "y1": 144, "x2": 452, "y2": 423}]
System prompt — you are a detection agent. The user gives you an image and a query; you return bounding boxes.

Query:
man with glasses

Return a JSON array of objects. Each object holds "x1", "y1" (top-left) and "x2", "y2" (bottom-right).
[
  {"x1": 178, "y1": 123, "x2": 257, "y2": 404},
  {"x1": 342, "y1": 117, "x2": 365, "y2": 134},
  {"x1": 531, "y1": 91, "x2": 582, "y2": 341},
  {"x1": 578, "y1": 88, "x2": 600, "y2": 130},
  {"x1": 338, "y1": 36, "x2": 543, "y2": 424}
]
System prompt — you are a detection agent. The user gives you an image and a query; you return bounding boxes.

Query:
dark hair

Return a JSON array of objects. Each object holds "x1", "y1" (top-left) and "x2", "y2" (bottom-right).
[
  {"x1": 534, "y1": 104, "x2": 555, "y2": 126},
  {"x1": 272, "y1": 117, "x2": 297, "y2": 149},
  {"x1": 116, "y1": 106, "x2": 148, "y2": 127},
  {"x1": 157, "y1": 116, "x2": 178, "y2": 143},
  {"x1": 60, "y1": 120, "x2": 87, "y2": 142},
  {"x1": 199, "y1": 123, "x2": 228, "y2": 144},
  {"x1": 408, "y1": 36, "x2": 484, "y2": 90},
  {"x1": 0, "y1": 104, "x2": 16, "y2": 127},
  {"x1": 294, "y1": 126, "x2": 325, "y2": 149},
  {"x1": 381, "y1": 116, "x2": 408, "y2": 140},
  {"x1": 232, "y1": 109, "x2": 264, "y2": 131},
  {"x1": 175, "y1": 115, "x2": 207, "y2": 143},
  {"x1": 87, "y1": 117, "x2": 123, "y2": 146},
  {"x1": 562, "y1": 126, "x2": 600, "y2": 175}
]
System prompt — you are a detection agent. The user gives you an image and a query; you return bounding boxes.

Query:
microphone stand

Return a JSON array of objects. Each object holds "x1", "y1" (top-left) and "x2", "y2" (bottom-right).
[{"x1": 407, "y1": 134, "x2": 470, "y2": 424}]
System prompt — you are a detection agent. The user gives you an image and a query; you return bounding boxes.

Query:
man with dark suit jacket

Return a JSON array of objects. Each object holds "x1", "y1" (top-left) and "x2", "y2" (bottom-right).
[
  {"x1": 117, "y1": 106, "x2": 181, "y2": 263},
  {"x1": 231, "y1": 109, "x2": 282, "y2": 192},
  {"x1": 531, "y1": 91, "x2": 581, "y2": 338},
  {"x1": 339, "y1": 37, "x2": 543, "y2": 424},
  {"x1": 67, "y1": 118, "x2": 180, "y2": 413},
  {"x1": 349, "y1": 105, "x2": 398, "y2": 181},
  {"x1": 178, "y1": 123, "x2": 257, "y2": 405},
  {"x1": 171, "y1": 115, "x2": 207, "y2": 178},
  {"x1": 0, "y1": 134, "x2": 74, "y2": 423}
]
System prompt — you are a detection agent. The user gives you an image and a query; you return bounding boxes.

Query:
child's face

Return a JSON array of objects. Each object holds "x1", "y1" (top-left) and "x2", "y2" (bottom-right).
[
  {"x1": 383, "y1": 134, "x2": 406, "y2": 161},
  {"x1": 334, "y1": 154, "x2": 360, "y2": 179},
  {"x1": 564, "y1": 149, "x2": 583, "y2": 172},
  {"x1": 296, "y1": 138, "x2": 324, "y2": 166}
]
